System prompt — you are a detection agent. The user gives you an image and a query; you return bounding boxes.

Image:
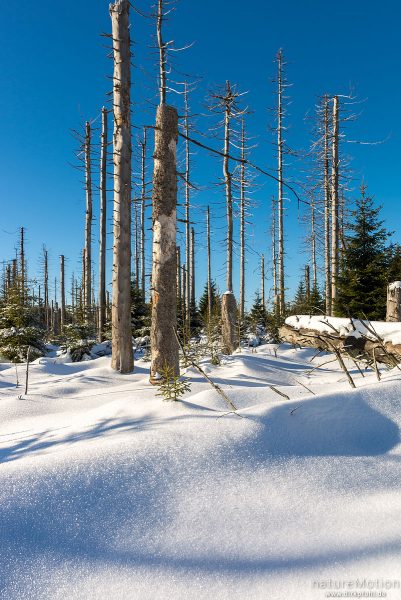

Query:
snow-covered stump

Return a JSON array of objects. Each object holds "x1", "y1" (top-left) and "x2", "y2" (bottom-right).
[
  {"x1": 150, "y1": 104, "x2": 180, "y2": 383},
  {"x1": 221, "y1": 291, "x2": 238, "y2": 355},
  {"x1": 386, "y1": 282, "x2": 401, "y2": 322}
]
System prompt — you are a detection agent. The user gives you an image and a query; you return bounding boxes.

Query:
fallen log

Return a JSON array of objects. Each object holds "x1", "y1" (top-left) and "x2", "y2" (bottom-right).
[{"x1": 279, "y1": 318, "x2": 401, "y2": 367}]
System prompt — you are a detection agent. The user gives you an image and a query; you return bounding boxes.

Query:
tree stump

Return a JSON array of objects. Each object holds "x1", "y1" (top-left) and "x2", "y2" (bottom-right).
[
  {"x1": 221, "y1": 291, "x2": 238, "y2": 355},
  {"x1": 386, "y1": 282, "x2": 401, "y2": 322}
]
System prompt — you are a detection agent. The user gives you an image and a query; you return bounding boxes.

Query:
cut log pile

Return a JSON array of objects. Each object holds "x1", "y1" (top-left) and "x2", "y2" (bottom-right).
[{"x1": 280, "y1": 315, "x2": 401, "y2": 366}]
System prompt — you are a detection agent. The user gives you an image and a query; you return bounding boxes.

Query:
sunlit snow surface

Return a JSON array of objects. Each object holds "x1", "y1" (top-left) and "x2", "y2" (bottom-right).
[{"x1": 1, "y1": 345, "x2": 401, "y2": 599}]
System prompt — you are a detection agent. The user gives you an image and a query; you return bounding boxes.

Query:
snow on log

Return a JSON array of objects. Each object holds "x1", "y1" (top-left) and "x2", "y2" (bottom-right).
[{"x1": 280, "y1": 315, "x2": 401, "y2": 365}]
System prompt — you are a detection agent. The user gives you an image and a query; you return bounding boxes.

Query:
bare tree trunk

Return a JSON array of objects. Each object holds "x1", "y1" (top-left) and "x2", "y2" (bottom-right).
[
  {"x1": 190, "y1": 227, "x2": 195, "y2": 314},
  {"x1": 271, "y1": 196, "x2": 278, "y2": 314},
  {"x1": 182, "y1": 263, "x2": 187, "y2": 338},
  {"x1": 224, "y1": 82, "x2": 234, "y2": 293},
  {"x1": 261, "y1": 254, "x2": 265, "y2": 309},
  {"x1": 387, "y1": 282, "x2": 401, "y2": 322},
  {"x1": 305, "y1": 264, "x2": 310, "y2": 304},
  {"x1": 150, "y1": 104, "x2": 179, "y2": 381},
  {"x1": 276, "y1": 50, "x2": 285, "y2": 317},
  {"x1": 157, "y1": 0, "x2": 167, "y2": 105},
  {"x1": 140, "y1": 127, "x2": 147, "y2": 297},
  {"x1": 19, "y1": 226, "x2": 25, "y2": 301},
  {"x1": 110, "y1": 0, "x2": 133, "y2": 373},
  {"x1": 84, "y1": 121, "x2": 93, "y2": 321},
  {"x1": 239, "y1": 118, "x2": 246, "y2": 321},
  {"x1": 323, "y1": 94, "x2": 331, "y2": 315},
  {"x1": 98, "y1": 107, "x2": 108, "y2": 341},
  {"x1": 60, "y1": 255, "x2": 66, "y2": 332},
  {"x1": 43, "y1": 247, "x2": 49, "y2": 331},
  {"x1": 221, "y1": 292, "x2": 238, "y2": 355},
  {"x1": 206, "y1": 206, "x2": 212, "y2": 322},
  {"x1": 176, "y1": 246, "x2": 181, "y2": 305},
  {"x1": 330, "y1": 96, "x2": 339, "y2": 314},
  {"x1": 221, "y1": 81, "x2": 237, "y2": 353},
  {"x1": 310, "y1": 195, "x2": 317, "y2": 289},
  {"x1": 184, "y1": 83, "x2": 191, "y2": 333}
]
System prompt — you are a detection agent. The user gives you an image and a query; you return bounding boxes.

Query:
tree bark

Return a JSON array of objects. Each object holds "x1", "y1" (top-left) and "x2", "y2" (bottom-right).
[
  {"x1": 98, "y1": 107, "x2": 108, "y2": 342},
  {"x1": 150, "y1": 104, "x2": 179, "y2": 382},
  {"x1": 84, "y1": 121, "x2": 93, "y2": 320},
  {"x1": 221, "y1": 292, "x2": 238, "y2": 355},
  {"x1": 190, "y1": 226, "x2": 195, "y2": 313},
  {"x1": 386, "y1": 282, "x2": 401, "y2": 322},
  {"x1": 239, "y1": 118, "x2": 246, "y2": 321},
  {"x1": 206, "y1": 206, "x2": 212, "y2": 322},
  {"x1": 330, "y1": 96, "x2": 339, "y2": 314},
  {"x1": 261, "y1": 254, "x2": 265, "y2": 309},
  {"x1": 277, "y1": 50, "x2": 285, "y2": 317},
  {"x1": 60, "y1": 255, "x2": 66, "y2": 332},
  {"x1": 140, "y1": 127, "x2": 147, "y2": 297},
  {"x1": 323, "y1": 95, "x2": 331, "y2": 315},
  {"x1": 110, "y1": 0, "x2": 133, "y2": 373}
]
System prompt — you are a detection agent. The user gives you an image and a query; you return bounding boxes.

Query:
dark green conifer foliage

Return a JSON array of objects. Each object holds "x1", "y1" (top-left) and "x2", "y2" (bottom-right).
[{"x1": 336, "y1": 186, "x2": 391, "y2": 320}]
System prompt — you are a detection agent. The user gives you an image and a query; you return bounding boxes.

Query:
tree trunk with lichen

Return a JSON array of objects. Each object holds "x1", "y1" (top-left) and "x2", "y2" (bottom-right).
[
  {"x1": 386, "y1": 282, "x2": 401, "y2": 322},
  {"x1": 150, "y1": 104, "x2": 179, "y2": 382},
  {"x1": 110, "y1": 0, "x2": 133, "y2": 373},
  {"x1": 221, "y1": 291, "x2": 238, "y2": 355}
]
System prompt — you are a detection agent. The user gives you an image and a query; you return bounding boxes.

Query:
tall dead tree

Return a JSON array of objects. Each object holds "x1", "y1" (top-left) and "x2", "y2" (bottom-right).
[
  {"x1": 19, "y1": 227, "x2": 25, "y2": 301},
  {"x1": 140, "y1": 127, "x2": 147, "y2": 297},
  {"x1": 209, "y1": 81, "x2": 245, "y2": 354},
  {"x1": 331, "y1": 96, "x2": 339, "y2": 313},
  {"x1": 42, "y1": 246, "x2": 49, "y2": 330},
  {"x1": 271, "y1": 196, "x2": 278, "y2": 314},
  {"x1": 98, "y1": 106, "x2": 108, "y2": 341},
  {"x1": 190, "y1": 227, "x2": 195, "y2": 314},
  {"x1": 60, "y1": 255, "x2": 66, "y2": 332},
  {"x1": 323, "y1": 94, "x2": 332, "y2": 315},
  {"x1": 150, "y1": 0, "x2": 179, "y2": 381},
  {"x1": 110, "y1": 0, "x2": 133, "y2": 373},
  {"x1": 239, "y1": 118, "x2": 246, "y2": 321},
  {"x1": 183, "y1": 83, "x2": 192, "y2": 331},
  {"x1": 275, "y1": 49, "x2": 287, "y2": 317},
  {"x1": 261, "y1": 254, "x2": 266, "y2": 309},
  {"x1": 206, "y1": 206, "x2": 212, "y2": 322},
  {"x1": 84, "y1": 121, "x2": 93, "y2": 320}
]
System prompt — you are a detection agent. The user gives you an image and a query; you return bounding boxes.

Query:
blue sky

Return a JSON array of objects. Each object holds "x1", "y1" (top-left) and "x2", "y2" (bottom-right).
[{"x1": 1, "y1": 0, "x2": 400, "y2": 308}]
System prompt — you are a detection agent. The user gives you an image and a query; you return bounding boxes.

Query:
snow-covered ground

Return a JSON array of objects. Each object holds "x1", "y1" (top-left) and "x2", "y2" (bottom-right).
[{"x1": 1, "y1": 345, "x2": 401, "y2": 599}]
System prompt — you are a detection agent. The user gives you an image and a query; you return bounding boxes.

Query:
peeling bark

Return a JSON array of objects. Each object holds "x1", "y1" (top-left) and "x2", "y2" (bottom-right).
[{"x1": 150, "y1": 104, "x2": 179, "y2": 382}]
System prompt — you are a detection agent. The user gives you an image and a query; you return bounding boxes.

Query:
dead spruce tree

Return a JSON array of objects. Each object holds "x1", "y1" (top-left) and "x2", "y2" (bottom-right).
[
  {"x1": 60, "y1": 255, "x2": 66, "y2": 333},
  {"x1": 110, "y1": 0, "x2": 133, "y2": 373},
  {"x1": 98, "y1": 107, "x2": 108, "y2": 342},
  {"x1": 149, "y1": 0, "x2": 180, "y2": 382},
  {"x1": 270, "y1": 49, "x2": 292, "y2": 318},
  {"x1": 84, "y1": 121, "x2": 93, "y2": 322},
  {"x1": 140, "y1": 127, "x2": 147, "y2": 297},
  {"x1": 209, "y1": 81, "x2": 245, "y2": 354},
  {"x1": 331, "y1": 95, "x2": 340, "y2": 311}
]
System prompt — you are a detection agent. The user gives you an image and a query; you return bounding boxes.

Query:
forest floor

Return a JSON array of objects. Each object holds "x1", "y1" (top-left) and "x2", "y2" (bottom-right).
[{"x1": 1, "y1": 344, "x2": 401, "y2": 599}]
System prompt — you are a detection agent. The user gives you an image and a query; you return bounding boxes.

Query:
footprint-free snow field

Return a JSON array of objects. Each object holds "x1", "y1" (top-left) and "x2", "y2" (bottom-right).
[{"x1": 1, "y1": 345, "x2": 401, "y2": 599}]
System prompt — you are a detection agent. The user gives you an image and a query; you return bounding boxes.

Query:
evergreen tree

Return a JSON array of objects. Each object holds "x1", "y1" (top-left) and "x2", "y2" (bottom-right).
[
  {"x1": 0, "y1": 278, "x2": 45, "y2": 362},
  {"x1": 131, "y1": 279, "x2": 150, "y2": 337},
  {"x1": 290, "y1": 280, "x2": 308, "y2": 314},
  {"x1": 249, "y1": 292, "x2": 267, "y2": 329},
  {"x1": 336, "y1": 186, "x2": 391, "y2": 320},
  {"x1": 387, "y1": 243, "x2": 401, "y2": 283},
  {"x1": 198, "y1": 280, "x2": 221, "y2": 325}
]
